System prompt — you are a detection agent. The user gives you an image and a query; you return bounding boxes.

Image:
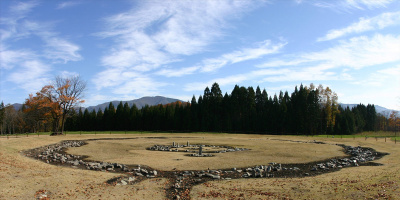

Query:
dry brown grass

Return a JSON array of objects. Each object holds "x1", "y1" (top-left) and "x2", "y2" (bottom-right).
[
  {"x1": 191, "y1": 136, "x2": 400, "y2": 199},
  {"x1": 66, "y1": 134, "x2": 345, "y2": 171},
  {"x1": 0, "y1": 135, "x2": 167, "y2": 200},
  {"x1": 1, "y1": 133, "x2": 399, "y2": 199}
]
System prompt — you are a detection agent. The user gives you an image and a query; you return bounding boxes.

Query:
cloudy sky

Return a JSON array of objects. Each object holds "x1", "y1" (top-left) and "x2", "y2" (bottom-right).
[{"x1": 1, "y1": 0, "x2": 400, "y2": 110}]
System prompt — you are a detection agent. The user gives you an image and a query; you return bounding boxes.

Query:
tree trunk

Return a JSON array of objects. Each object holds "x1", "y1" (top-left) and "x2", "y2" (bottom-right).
[{"x1": 61, "y1": 114, "x2": 66, "y2": 134}]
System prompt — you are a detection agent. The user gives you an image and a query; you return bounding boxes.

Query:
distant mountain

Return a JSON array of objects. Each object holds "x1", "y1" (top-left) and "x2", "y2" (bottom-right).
[
  {"x1": 12, "y1": 103, "x2": 23, "y2": 111},
  {"x1": 339, "y1": 103, "x2": 398, "y2": 117},
  {"x1": 85, "y1": 96, "x2": 184, "y2": 112}
]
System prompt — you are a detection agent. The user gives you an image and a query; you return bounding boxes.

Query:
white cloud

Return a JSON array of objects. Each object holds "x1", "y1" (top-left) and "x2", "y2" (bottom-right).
[
  {"x1": 8, "y1": 60, "x2": 51, "y2": 92},
  {"x1": 311, "y1": 0, "x2": 393, "y2": 10},
  {"x1": 93, "y1": 68, "x2": 141, "y2": 90},
  {"x1": 0, "y1": 1, "x2": 82, "y2": 93},
  {"x1": 200, "y1": 40, "x2": 286, "y2": 72},
  {"x1": 59, "y1": 71, "x2": 79, "y2": 78},
  {"x1": 318, "y1": 11, "x2": 400, "y2": 41},
  {"x1": 262, "y1": 34, "x2": 400, "y2": 70},
  {"x1": 185, "y1": 34, "x2": 400, "y2": 92},
  {"x1": 56, "y1": 1, "x2": 81, "y2": 9},
  {"x1": 156, "y1": 39, "x2": 286, "y2": 77},
  {"x1": 44, "y1": 37, "x2": 82, "y2": 63},
  {"x1": 342, "y1": 0, "x2": 393, "y2": 9},
  {"x1": 97, "y1": 0, "x2": 256, "y2": 70},
  {"x1": 94, "y1": 0, "x2": 264, "y2": 94},
  {"x1": 113, "y1": 76, "x2": 168, "y2": 97},
  {"x1": 156, "y1": 66, "x2": 200, "y2": 77},
  {"x1": 0, "y1": 49, "x2": 35, "y2": 69},
  {"x1": 10, "y1": 0, "x2": 39, "y2": 15},
  {"x1": 352, "y1": 65, "x2": 400, "y2": 87}
]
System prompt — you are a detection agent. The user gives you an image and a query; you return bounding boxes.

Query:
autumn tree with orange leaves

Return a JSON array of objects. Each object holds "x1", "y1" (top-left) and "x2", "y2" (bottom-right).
[
  {"x1": 24, "y1": 75, "x2": 86, "y2": 134},
  {"x1": 388, "y1": 111, "x2": 400, "y2": 135},
  {"x1": 24, "y1": 85, "x2": 61, "y2": 133}
]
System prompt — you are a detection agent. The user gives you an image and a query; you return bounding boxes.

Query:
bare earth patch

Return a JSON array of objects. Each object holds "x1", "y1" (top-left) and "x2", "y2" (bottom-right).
[{"x1": 1, "y1": 133, "x2": 398, "y2": 199}]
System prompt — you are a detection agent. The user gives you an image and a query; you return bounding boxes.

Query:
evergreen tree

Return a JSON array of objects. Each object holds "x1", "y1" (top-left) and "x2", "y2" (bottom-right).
[
  {"x1": 115, "y1": 102, "x2": 124, "y2": 130},
  {"x1": 123, "y1": 102, "x2": 130, "y2": 131},
  {"x1": 96, "y1": 109, "x2": 104, "y2": 131},
  {"x1": 0, "y1": 101, "x2": 5, "y2": 135},
  {"x1": 129, "y1": 104, "x2": 139, "y2": 130}
]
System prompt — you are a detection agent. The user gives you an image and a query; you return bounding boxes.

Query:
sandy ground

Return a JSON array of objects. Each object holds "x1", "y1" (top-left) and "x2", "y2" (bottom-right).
[{"x1": 1, "y1": 134, "x2": 399, "y2": 199}]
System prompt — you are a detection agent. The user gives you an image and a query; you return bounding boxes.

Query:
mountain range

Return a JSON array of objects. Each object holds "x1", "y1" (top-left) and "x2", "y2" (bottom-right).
[
  {"x1": 9, "y1": 97, "x2": 399, "y2": 116},
  {"x1": 84, "y1": 96, "x2": 183, "y2": 112}
]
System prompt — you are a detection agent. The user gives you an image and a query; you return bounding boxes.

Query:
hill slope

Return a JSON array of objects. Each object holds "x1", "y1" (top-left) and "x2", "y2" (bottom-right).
[
  {"x1": 85, "y1": 96, "x2": 183, "y2": 112},
  {"x1": 339, "y1": 104, "x2": 398, "y2": 117}
]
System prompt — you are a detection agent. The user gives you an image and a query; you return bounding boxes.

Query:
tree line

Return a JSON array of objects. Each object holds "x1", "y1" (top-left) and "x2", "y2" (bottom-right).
[
  {"x1": 64, "y1": 83, "x2": 396, "y2": 135},
  {"x1": 1, "y1": 82, "x2": 399, "y2": 135}
]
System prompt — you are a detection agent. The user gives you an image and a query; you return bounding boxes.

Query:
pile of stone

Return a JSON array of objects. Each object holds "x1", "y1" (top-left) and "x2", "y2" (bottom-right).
[
  {"x1": 189, "y1": 153, "x2": 213, "y2": 157},
  {"x1": 310, "y1": 145, "x2": 378, "y2": 172},
  {"x1": 148, "y1": 145, "x2": 172, "y2": 151},
  {"x1": 240, "y1": 163, "x2": 300, "y2": 178},
  {"x1": 116, "y1": 176, "x2": 136, "y2": 186},
  {"x1": 147, "y1": 142, "x2": 249, "y2": 155},
  {"x1": 32, "y1": 140, "x2": 135, "y2": 173},
  {"x1": 36, "y1": 141, "x2": 85, "y2": 163},
  {"x1": 83, "y1": 161, "x2": 130, "y2": 172}
]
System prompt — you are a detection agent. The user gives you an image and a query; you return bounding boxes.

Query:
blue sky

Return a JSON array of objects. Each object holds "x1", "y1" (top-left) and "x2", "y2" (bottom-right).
[{"x1": 1, "y1": 0, "x2": 400, "y2": 110}]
